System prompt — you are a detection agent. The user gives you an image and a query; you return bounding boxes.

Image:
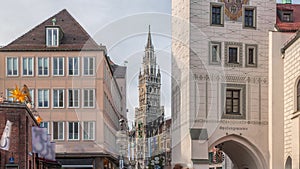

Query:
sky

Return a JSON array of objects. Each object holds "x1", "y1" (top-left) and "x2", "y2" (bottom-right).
[
  {"x1": 0, "y1": 0, "x2": 300, "y2": 125},
  {"x1": 0, "y1": 0, "x2": 172, "y2": 125}
]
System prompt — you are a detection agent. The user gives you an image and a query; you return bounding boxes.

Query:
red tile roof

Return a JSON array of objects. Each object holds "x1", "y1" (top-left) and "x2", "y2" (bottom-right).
[
  {"x1": 276, "y1": 4, "x2": 300, "y2": 32},
  {"x1": 0, "y1": 9, "x2": 106, "y2": 52}
]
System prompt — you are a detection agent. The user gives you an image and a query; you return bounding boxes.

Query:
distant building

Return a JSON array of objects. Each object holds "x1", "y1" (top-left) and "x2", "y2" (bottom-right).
[
  {"x1": 131, "y1": 27, "x2": 171, "y2": 169},
  {"x1": 0, "y1": 102, "x2": 60, "y2": 169},
  {"x1": 0, "y1": 9, "x2": 126, "y2": 169},
  {"x1": 269, "y1": 3, "x2": 300, "y2": 169}
]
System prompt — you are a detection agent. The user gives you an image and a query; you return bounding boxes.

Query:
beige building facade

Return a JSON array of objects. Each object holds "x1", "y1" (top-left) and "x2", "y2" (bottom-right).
[
  {"x1": 269, "y1": 3, "x2": 300, "y2": 169},
  {"x1": 0, "y1": 9, "x2": 126, "y2": 169},
  {"x1": 172, "y1": 0, "x2": 275, "y2": 168}
]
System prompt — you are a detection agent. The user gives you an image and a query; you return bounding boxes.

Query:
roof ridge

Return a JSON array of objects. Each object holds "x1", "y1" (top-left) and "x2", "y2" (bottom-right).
[
  {"x1": 63, "y1": 9, "x2": 101, "y2": 49},
  {"x1": 1, "y1": 9, "x2": 104, "y2": 51},
  {"x1": 4, "y1": 9, "x2": 67, "y2": 48}
]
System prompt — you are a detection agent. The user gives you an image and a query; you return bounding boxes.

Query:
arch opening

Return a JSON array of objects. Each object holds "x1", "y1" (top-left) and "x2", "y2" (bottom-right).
[
  {"x1": 285, "y1": 156, "x2": 292, "y2": 169},
  {"x1": 209, "y1": 135, "x2": 266, "y2": 169}
]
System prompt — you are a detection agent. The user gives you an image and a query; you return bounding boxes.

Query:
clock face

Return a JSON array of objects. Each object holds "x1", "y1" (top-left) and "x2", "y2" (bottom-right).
[{"x1": 220, "y1": 0, "x2": 249, "y2": 21}]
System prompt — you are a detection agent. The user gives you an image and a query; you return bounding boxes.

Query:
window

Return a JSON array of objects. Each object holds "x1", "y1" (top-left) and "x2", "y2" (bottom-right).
[
  {"x1": 297, "y1": 81, "x2": 300, "y2": 111},
  {"x1": 68, "y1": 122, "x2": 79, "y2": 140},
  {"x1": 22, "y1": 57, "x2": 34, "y2": 76},
  {"x1": 226, "y1": 89, "x2": 240, "y2": 115},
  {"x1": 211, "y1": 3, "x2": 224, "y2": 26},
  {"x1": 6, "y1": 89, "x2": 13, "y2": 101},
  {"x1": 40, "y1": 122, "x2": 49, "y2": 134},
  {"x1": 83, "y1": 57, "x2": 95, "y2": 76},
  {"x1": 6, "y1": 57, "x2": 18, "y2": 76},
  {"x1": 83, "y1": 121, "x2": 95, "y2": 140},
  {"x1": 38, "y1": 89, "x2": 49, "y2": 108},
  {"x1": 282, "y1": 12, "x2": 292, "y2": 22},
  {"x1": 38, "y1": 57, "x2": 49, "y2": 76},
  {"x1": 243, "y1": 7, "x2": 256, "y2": 28},
  {"x1": 46, "y1": 27, "x2": 59, "y2": 47},
  {"x1": 228, "y1": 47, "x2": 238, "y2": 63},
  {"x1": 245, "y1": 44, "x2": 258, "y2": 67},
  {"x1": 29, "y1": 89, "x2": 34, "y2": 107},
  {"x1": 53, "y1": 57, "x2": 64, "y2": 76},
  {"x1": 209, "y1": 42, "x2": 221, "y2": 64},
  {"x1": 68, "y1": 89, "x2": 80, "y2": 108},
  {"x1": 53, "y1": 122, "x2": 64, "y2": 140},
  {"x1": 68, "y1": 57, "x2": 79, "y2": 76},
  {"x1": 222, "y1": 84, "x2": 246, "y2": 119},
  {"x1": 225, "y1": 42, "x2": 242, "y2": 67},
  {"x1": 83, "y1": 89, "x2": 95, "y2": 108},
  {"x1": 53, "y1": 89, "x2": 64, "y2": 108}
]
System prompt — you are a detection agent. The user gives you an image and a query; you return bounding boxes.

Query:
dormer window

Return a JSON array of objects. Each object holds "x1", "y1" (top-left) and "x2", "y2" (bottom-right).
[
  {"x1": 282, "y1": 12, "x2": 292, "y2": 22},
  {"x1": 46, "y1": 27, "x2": 59, "y2": 47}
]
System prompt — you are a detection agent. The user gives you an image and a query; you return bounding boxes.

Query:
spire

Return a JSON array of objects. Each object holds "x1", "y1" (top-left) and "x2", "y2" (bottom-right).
[{"x1": 146, "y1": 25, "x2": 153, "y2": 49}]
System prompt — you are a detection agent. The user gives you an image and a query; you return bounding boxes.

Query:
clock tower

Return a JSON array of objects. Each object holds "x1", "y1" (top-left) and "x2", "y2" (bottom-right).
[{"x1": 134, "y1": 26, "x2": 165, "y2": 169}]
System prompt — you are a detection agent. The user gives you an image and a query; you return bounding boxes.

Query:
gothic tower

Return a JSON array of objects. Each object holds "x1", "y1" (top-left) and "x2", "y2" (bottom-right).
[{"x1": 134, "y1": 26, "x2": 165, "y2": 168}]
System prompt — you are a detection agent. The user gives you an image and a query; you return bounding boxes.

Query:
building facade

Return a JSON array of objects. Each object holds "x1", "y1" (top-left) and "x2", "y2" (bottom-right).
[
  {"x1": 132, "y1": 27, "x2": 170, "y2": 169},
  {"x1": 172, "y1": 0, "x2": 275, "y2": 168},
  {"x1": 0, "y1": 9, "x2": 126, "y2": 169},
  {"x1": 269, "y1": 3, "x2": 300, "y2": 169},
  {"x1": 0, "y1": 102, "x2": 61, "y2": 169}
]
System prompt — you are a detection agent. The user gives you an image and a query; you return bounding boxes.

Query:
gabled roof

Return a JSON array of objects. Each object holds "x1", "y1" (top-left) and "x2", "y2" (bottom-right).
[
  {"x1": 276, "y1": 4, "x2": 300, "y2": 32},
  {"x1": 0, "y1": 9, "x2": 105, "y2": 52}
]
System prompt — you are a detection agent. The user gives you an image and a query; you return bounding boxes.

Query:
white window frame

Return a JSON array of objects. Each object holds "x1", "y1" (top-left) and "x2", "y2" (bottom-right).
[
  {"x1": 68, "y1": 122, "x2": 80, "y2": 140},
  {"x1": 6, "y1": 89, "x2": 13, "y2": 101},
  {"x1": 40, "y1": 121, "x2": 50, "y2": 134},
  {"x1": 243, "y1": 6, "x2": 256, "y2": 29},
  {"x1": 37, "y1": 57, "x2": 49, "y2": 76},
  {"x1": 227, "y1": 46, "x2": 239, "y2": 64},
  {"x1": 68, "y1": 57, "x2": 80, "y2": 76},
  {"x1": 210, "y1": 2, "x2": 224, "y2": 26},
  {"x1": 52, "y1": 121, "x2": 64, "y2": 140},
  {"x1": 83, "y1": 121, "x2": 95, "y2": 140},
  {"x1": 46, "y1": 27, "x2": 59, "y2": 47},
  {"x1": 52, "y1": 57, "x2": 64, "y2": 76},
  {"x1": 22, "y1": 57, "x2": 34, "y2": 76},
  {"x1": 209, "y1": 41, "x2": 221, "y2": 64},
  {"x1": 6, "y1": 57, "x2": 18, "y2": 76},
  {"x1": 83, "y1": 57, "x2": 95, "y2": 76},
  {"x1": 53, "y1": 89, "x2": 64, "y2": 108},
  {"x1": 29, "y1": 89, "x2": 34, "y2": 108},
  {"x1": 68, "y1": 89, "x2": 80, "y2": 108},
  {"x1": 83, "y1": 89, "x2": 95, "y2": 108},
  {"x1": 38, "y1": 89, "x2": 50, "y2": 108},
  {"x1": 245, "y1": 44, "x2": 258, "y2": 67}
]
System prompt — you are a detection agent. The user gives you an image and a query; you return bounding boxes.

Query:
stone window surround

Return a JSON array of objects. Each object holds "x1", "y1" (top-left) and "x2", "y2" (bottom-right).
[
  {"x1": 245, "y1": 44, "x2": 258, "y2": 67},
  {"x1": 242, "y1": 6, "x2": 257, "y2": 29},
  {"x1": 221, "y1": 83, "x2": 246, "y2": 119},
  {"x1": 209, "y1": 41, "x2": 222, "y2": 65},
  {"x1": 210, "y1": 2, "x2": 224, "y2": 27},
  {"x1": 224, "y1": 42, "x2": 243, "y2": 67}
]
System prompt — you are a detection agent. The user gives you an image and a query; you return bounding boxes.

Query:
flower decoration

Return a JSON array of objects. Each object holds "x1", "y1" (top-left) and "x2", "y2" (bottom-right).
[
  {"x1": 35, "y1": 115, "x2": 42, "y2": 125},
  {"x1": 10, "y1": 85, "x2": 26, "y2": 103},
  {"x1": 10, "y1": 85, "x2": 32, "y2": 104}
]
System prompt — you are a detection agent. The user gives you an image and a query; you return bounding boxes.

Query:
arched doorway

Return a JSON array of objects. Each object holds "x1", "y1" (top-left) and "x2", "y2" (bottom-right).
[
  {"x1": 285, "y1": 156, "x2": 292, "y2": 169},
  {"x1": 209, "y1": 135, "x2": 266, "y2": 169}
]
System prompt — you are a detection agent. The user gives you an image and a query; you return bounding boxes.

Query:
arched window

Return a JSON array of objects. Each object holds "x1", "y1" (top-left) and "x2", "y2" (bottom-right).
[
  {"x1": 285, "y1": 156, "x2": 292, "y2": 169},
  {"x1": 297, "y1": 80, "x2": 300, "y2": 111}
]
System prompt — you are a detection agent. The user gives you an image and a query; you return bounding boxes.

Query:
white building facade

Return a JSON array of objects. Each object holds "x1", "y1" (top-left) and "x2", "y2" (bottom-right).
[{"x1": 171, "y1": 0, "x2": 276, "y2": 168}]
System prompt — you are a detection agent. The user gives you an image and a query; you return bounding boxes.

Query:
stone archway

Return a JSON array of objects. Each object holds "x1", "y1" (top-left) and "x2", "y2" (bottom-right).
[
  {"x1": 285, "y1": 156, "x2": 292, "y2": 169},
  {"x1": 209, "y1": 134, "x2": 267, "y2": 169}
]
